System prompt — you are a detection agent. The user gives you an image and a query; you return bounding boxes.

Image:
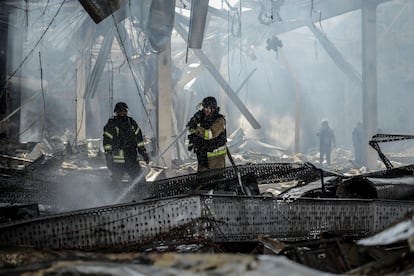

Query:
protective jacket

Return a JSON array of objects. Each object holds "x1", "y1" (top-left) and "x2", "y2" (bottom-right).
[
  {"x1": 188, "y1": 111, "x2": 227, "y2": 171},
  {"x1": 103, "y1": 116, "x2": 149, "y2": 164}
]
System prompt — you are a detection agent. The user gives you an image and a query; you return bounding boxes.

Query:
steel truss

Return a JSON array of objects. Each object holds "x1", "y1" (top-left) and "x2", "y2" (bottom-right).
[{"x1": 0, "y1": 195, "x2": 413, "y2": 250}]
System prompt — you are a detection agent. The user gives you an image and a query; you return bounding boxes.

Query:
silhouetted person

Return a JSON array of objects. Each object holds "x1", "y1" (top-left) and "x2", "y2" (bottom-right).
[
  {"x1": 103, "y1": 102, "x2": 149, "y2": 185},
  {"x1": 317, "y1": 120, "x2": 335, "y2": 166},
  {"x1": 352, "y1": 122, "x2": 364, "y2": 167}
]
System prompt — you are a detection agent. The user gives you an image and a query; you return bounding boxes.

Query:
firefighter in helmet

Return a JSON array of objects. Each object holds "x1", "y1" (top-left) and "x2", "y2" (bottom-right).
[
  {"x1": 103, "y1": 102, "x2": 150, "y2": 184},
  {"x1": 186, "y1": 96, "x2": 227, "y2": 172}
]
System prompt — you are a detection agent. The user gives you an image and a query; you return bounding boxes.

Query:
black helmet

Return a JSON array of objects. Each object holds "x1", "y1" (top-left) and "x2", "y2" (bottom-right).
[
  {"x1": 202, "y1": 96, "x2": 217, "y2": 109},
  {"x1": 114, "y1": 102, "x2": 128, "y2": 113}
]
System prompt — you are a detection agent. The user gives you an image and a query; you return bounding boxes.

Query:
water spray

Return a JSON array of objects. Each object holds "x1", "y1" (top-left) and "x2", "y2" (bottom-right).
[{"x1": 115, "y1": 127, "x2": 188, "y2": 203}]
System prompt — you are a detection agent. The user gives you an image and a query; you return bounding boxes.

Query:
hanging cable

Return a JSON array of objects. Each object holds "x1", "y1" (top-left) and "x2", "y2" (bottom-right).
[
  {"x1": 110, "y1": 15, "x2": 154, "y2": 132},
  {"x1": 108, "y1": 59, "x2": 114, "y2": 118},
  {"x1": 110, "y1": 11, "x2": 166, "y2": 166},
  {"x1": 0, "y1": 0, "x2": 67, "y2": 105},
  {"x1": 42, "y1": 0, "x2": 50, "y2": 15},
  {"x1": 38, "y1": 52, "x2": 46, "y2": 141}
]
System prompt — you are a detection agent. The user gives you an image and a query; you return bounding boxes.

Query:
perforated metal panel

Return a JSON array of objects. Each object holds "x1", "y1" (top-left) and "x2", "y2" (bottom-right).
[
  {"x1": 1, "y1": 195, "x2": 414, "y2": 250},
  {"x1": 200, "y1": 197, "x2": 372, "y2": 242},
  {"x1": 0, "y1": 163, "x2": 322, "y2": 205},
  {"x1": 147, "y1": 163, "x2": 322, "y2": 199},
  {"x1": 0, "y1": 196, "x2": 202, "y2": 249},
  {"x1": 201, "y1": 197, "x2": 414, "y2": 242}
]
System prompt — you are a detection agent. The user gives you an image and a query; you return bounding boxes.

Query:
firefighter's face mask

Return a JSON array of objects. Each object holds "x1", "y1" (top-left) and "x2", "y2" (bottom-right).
[
  {"x1": 117, "y1": 110, "x2": 128, "y2": 117},
  {"x1": 203, "y1": 106, "x2": 213, "y2": 116}
]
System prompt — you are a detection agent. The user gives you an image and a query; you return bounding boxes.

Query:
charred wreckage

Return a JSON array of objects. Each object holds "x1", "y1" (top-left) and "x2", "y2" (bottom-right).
[{"x1": 2, "y1": 134, "x2": 414, "y2": 274}]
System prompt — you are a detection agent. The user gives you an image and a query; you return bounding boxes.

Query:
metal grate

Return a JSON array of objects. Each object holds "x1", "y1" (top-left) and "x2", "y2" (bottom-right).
[
  {"x1": 146, "y1": 162, "x2": 323, "y2": 199},
  {"x1": 1, "y1": 195, "x2": 414, "y2": 250}
]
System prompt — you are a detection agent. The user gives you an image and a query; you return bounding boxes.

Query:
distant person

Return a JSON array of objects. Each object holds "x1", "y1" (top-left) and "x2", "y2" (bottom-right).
[
  {"x1": 103, "y1": 102, "x2": 149, "y2": 184},
  {"x1": 317, "y1": 120, "x2": 335, "y2": 166},
  {"x1": 352, "y1": 122, "x2": 364, "y2": 167},
  {"x1": 186, "y1": 96, "x2": 227, "y2": 172}
]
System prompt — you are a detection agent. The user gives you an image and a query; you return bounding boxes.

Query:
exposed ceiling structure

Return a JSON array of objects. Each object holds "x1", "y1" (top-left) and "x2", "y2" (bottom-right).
[{"x1": 0, "y1": 0, "x2": 413, "y2": 169}]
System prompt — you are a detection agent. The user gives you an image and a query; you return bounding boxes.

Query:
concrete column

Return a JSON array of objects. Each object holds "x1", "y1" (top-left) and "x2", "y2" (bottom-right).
[
  {"x1": 156, "y1": 39, "x2": 173, "y2": 167},
  {"x1": 76, "y1": 57, "x2": 87, "y2": 145},
  {"x1": 361, "y1": 1, "x2": 378, "y2": 169}
]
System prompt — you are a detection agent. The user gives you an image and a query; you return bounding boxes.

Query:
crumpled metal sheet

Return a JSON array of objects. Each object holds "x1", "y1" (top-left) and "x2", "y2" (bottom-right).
[{"x1": 337, "y1": 165, "x2": 414, "y2": 199}]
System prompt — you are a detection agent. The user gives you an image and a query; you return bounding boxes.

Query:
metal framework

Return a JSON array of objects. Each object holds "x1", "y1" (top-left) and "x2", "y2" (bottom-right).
[{"x1": 0, "y1": 195, "x2": 413, "y2": 250}]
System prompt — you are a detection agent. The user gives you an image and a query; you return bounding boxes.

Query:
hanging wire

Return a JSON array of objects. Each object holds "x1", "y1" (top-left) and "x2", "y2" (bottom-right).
[
  {"x1": 41, "y1": 0, "x2": 50, "y2": 15},
  {"x1": 109, "y1": 11, "x2": 165, "y2": 166},
  {"x1": 25, "y1": 0, "x2": 29, "y2": 27},
  {"x1": 225, "y1": 1, "x2": 244, "y2": 80},
  {"x1": 0, "y1": 0, "x2": 67, "y2": 110},
  {"x1": 108, "y1": 59, "x2": 114, "y2": 118},
  {"x1": 14, "y1": 117, "x2": 38, "y2": 139},
  {"x1": 38, "y1": 51, "x2": 46, "y2": 141}
]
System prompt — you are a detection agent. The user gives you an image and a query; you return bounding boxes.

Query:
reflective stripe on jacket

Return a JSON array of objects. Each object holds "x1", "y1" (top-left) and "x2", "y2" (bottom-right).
[
  {"x1": 103, "y1": 116, "x2": 148, "y2": 162},
  {"x1": 199, "y1": 114, "x2": 227, "y2": 153},
  {"x1": 112, "y1": 149, "x2": 125, "y2": 163},
  {"x1": 207, "y1": 145, "x2": 227, "y2": 157}
]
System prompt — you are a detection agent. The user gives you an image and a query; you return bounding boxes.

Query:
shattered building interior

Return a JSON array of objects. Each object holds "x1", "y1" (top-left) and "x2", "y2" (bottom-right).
[{"x1": 1, "y1": 0, "x2": 414, "y2": 274}]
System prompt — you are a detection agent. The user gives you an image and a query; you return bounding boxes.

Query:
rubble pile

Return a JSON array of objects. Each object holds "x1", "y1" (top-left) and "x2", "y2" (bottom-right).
[{"x1": 2, "y1": 137, "x2": 414, "y2": 275}]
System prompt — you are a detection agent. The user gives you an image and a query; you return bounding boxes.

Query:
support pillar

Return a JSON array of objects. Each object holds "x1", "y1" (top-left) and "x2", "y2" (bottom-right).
[
  {"x1": 361, "y1": 1, "x2": 378, "y2": 170},
  {"x1": 76, "y1": 58, "x2": 87, "y2": 145},
  {"x1": 156, "y1": 39, "x2": 173, "y2": 167}
]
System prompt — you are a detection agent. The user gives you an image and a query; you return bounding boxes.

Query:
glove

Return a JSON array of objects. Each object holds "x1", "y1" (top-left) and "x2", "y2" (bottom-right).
[
  {"x1": 142, "y1": 152, "x2": 150, "y2": 164},
  {"x1": 193, "y1": 110, "x2": 203, "y2": 121},
  {"x1": 187, "y1": 134, "x2": 195, "y2": 152},
  {"x1": 186, "y1": 111, "x2": 203, "y2": 129},
  {"x1": 187, "y1": 120, "x2": 197, "y2": 130},
  {"x1": 187, "y1": 133, "x2": 203, "y2": 153}
]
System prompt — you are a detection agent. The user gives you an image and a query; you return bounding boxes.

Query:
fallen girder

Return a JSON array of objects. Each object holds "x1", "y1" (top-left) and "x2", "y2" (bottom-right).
[
  {"x1": 0, "y1": 162, "x2": 328, "y2": 205},
  {"x1": 0, "y1": 195, "x2": 414, "y2": 250}
]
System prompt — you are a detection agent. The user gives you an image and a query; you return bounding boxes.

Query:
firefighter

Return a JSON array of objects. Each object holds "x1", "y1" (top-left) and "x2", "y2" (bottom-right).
[
  {"x1": 103, "y1": 102, "x2": 150, "y2": 184},
  {"x1": 186, "y1": 96, "x2": 227, "y2": 172},
  {"x1": 317, "y1": 120, "x2": 336, "y2": 166}
]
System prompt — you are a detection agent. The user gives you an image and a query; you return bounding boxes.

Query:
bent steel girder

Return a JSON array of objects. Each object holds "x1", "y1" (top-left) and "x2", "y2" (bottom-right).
[
  {"x1": 87, "y1": 28, "x2": 115, "y2": 99},
  {"x1": 0, "y1": 195, "x2": 413, "y2": 250},
  {"x1": 307, "y1": 22, "x2": 362, "y2": 87}
]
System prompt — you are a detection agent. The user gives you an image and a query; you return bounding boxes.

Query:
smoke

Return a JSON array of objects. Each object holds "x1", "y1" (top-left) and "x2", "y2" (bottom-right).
[
  {"x1": 1, "y1": 0, "x2": 414, "y2": 164},
  {"x1": 53, "y1": 168, "x2": 125, "y2": 211}
]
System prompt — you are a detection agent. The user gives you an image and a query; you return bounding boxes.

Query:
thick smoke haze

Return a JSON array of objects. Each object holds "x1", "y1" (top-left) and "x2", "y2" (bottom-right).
[{"x1": 1, "y1": 0, "x2": 413, "y2": 158}]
